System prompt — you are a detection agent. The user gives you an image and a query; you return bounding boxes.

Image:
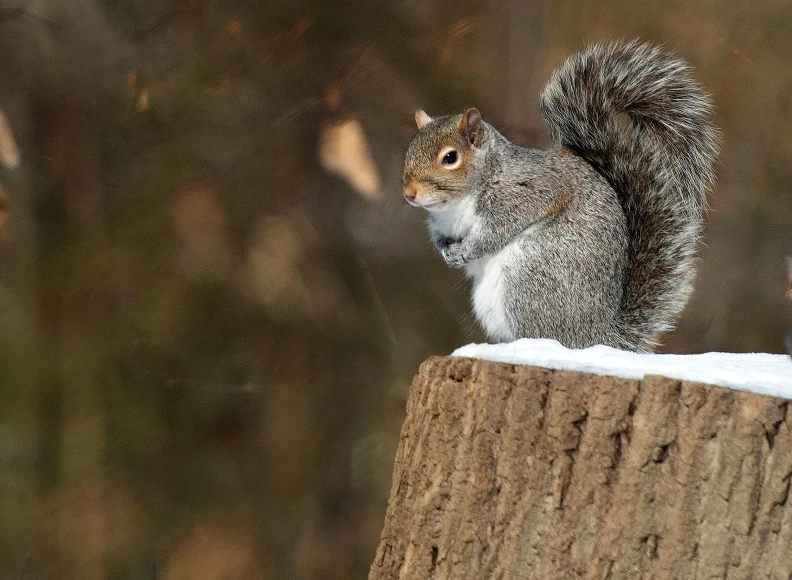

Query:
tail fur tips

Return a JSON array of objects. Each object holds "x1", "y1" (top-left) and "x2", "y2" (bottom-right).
[{"x1": 540, "y1": 41, "x2": 719, "y2": 351}]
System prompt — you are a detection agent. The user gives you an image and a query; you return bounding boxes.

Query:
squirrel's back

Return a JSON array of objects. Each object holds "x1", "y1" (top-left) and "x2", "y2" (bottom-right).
[{"x1": 541, "y1": 41, "x2": 719, "y2": 351}]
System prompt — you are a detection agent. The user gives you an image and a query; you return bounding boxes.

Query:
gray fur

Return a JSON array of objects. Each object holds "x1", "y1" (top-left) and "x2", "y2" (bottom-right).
[{"x1": 404, "y1": 41, "x2": 719, "y2": 351}]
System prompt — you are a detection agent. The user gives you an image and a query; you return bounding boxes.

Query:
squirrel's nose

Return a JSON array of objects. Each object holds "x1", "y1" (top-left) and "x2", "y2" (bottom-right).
[{"x1": 403, "y1": 183, "x2": 417, "y2": 202}]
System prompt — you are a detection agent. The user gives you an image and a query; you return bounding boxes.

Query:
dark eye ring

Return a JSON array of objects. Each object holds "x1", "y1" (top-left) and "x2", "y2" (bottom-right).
[{"x1": 442, "y1": 150, "x2": 459, "y2": 166}]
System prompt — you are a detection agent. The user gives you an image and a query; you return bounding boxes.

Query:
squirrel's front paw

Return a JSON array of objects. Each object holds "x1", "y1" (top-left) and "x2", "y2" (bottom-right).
[{"x1": 441, "y1": 243, "x2": 469, "y2": 268}]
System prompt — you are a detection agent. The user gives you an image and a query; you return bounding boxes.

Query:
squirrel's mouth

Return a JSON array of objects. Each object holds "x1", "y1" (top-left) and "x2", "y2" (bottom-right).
[
  {"x1": 406, "y1": 198, "x2": 445, "y2": 211},
  {"x1": 404, "y1": 179, "x2": 448, "y2": 211},
  {"x1": 420, "y1": 200, "x2": 445, "y2": 210}
]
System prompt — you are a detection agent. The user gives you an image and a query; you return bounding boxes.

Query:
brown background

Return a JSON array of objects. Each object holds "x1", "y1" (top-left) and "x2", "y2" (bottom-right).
[{"x1": 0, "y1": 0, "x2": 790, "y2": 578}]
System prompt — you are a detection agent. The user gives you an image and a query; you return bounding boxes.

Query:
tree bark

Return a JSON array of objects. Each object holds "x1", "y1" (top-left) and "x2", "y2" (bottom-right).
[{"x1": 369, "y1": 356, "x2": 792, "y2": 580}]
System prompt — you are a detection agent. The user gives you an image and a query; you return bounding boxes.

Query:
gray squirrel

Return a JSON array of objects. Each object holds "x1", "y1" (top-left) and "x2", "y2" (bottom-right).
[{"x1": 403, "y1": 41, "x2": 719, "y2": 352}]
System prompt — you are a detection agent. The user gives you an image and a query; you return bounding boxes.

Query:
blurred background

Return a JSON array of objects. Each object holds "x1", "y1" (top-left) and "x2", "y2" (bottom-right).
[{"x1": 0, "y1": 0, "x2": 790, "y2": 578}]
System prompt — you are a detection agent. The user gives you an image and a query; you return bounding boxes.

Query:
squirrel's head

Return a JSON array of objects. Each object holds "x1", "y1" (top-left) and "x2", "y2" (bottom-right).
[{"x1": 403, "y1": 108, "x2": 484, "y2": 211}]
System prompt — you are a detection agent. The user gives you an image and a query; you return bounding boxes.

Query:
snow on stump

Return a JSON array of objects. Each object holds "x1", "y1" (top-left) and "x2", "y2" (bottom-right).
[{"x1": 369, "y1": 341, "x2": 792, "y2": 579}]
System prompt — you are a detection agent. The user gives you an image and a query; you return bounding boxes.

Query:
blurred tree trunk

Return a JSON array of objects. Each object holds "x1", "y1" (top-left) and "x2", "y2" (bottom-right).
[
  {"x1": 0, "y1": 94, "x2": 42, "y2": 572},
  {"x1": 47, "y1": 103, "x2": 108, "y2": 580},
  {"x1": 370, "y1": 357, "x2": 792, "y2": 579}
]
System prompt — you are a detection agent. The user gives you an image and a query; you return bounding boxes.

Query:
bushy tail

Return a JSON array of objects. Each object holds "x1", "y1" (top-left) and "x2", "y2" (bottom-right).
[{"x1": 540, "y1": 41, "x2": 719, "y2": 351}]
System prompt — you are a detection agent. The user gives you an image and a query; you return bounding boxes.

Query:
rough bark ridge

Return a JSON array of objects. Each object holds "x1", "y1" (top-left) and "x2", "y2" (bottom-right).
[{"x1": 369, "y1": 356, "x2": 792, "y2": 580}]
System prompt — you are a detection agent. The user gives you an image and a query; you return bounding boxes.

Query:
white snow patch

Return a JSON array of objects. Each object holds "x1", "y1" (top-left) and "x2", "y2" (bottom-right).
[{"x1": 451, "y1": 339, "x2": 792, "y2": 399}]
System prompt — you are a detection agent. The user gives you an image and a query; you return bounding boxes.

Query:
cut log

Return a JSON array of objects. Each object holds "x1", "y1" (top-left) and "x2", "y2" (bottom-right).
[{"x1": 369, "y1": 356, "x2": 792, "y2": 579}]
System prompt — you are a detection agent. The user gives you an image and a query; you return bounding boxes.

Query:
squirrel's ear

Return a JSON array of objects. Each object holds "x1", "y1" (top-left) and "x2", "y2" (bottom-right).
[
  {"x1": 415, "y1": 110, "x2": 432, "y2": 129},
  {"x1": 458, "y1": 108, "x2": 482, "y2": 147}
]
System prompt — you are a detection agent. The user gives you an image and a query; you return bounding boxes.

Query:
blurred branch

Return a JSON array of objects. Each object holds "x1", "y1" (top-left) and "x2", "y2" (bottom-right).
[
  {"x1": 358, "y1": 256, "x2": 397, "y2": 346},
  {"x1": 0, "y1": 3, "x2": 61, "y2": 31},
  {"x1": 132, "y1": 8, "x2": 191, "y2": 41},
  {"x1": 214, "y1": 45, "x2": 384, "y2": 185},
  {"x1": 273, "y1": 43, "x2": 383, "y2": 125}
]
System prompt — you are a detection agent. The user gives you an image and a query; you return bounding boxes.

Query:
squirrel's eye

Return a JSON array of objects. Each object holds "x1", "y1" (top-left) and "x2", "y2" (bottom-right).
[{"x1": 442, "y1": 150, "x2": 459, "y2": 166}]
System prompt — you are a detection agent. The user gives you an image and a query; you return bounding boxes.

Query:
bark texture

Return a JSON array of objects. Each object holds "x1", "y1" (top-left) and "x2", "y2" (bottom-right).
[{"x1": 369, "y1": 356, "x2": 792, "y2": 580}]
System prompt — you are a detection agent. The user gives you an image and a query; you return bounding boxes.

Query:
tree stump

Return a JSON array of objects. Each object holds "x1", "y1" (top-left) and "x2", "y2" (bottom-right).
[{"x1": 369, "y1": 356, "x2": 792, "y2": 579}]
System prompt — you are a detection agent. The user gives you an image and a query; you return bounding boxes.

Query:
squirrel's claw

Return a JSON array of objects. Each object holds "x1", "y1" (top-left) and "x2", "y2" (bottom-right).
[{"x1": 441, "y1": 242, "x2": 469, "y2": 268}]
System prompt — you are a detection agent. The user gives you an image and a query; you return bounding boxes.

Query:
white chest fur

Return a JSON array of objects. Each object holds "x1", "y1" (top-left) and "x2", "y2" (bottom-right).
[
  {"x1": 427, "y1": 196, "x2": 479, "y2": 241},
  {"x1": 427, "y1": 197, "x2": 525, "y2": 342},
  {"x1": 465, "y1": 243, "x2": 518, "y2": 342}
]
